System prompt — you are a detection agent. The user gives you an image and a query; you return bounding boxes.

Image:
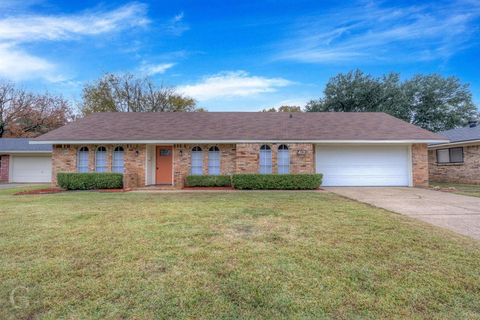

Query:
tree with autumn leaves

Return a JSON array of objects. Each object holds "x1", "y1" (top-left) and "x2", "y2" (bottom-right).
[{"x1": 0, "y1": 81, "x2": 73, "y2": 138}]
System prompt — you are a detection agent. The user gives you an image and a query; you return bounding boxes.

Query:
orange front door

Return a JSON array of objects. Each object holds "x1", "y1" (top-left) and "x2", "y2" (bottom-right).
[{"x1": 156, "y1": 146, "x2": 173, "y2": 184}]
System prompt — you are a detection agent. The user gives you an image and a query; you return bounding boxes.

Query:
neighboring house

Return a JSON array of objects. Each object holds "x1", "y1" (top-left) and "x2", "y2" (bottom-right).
[
  {"x1": 31, "y1": 112, "x2": 446, "y2": 188},
  {"x1": 429, "y1": 121, "x2": 480, "y2": 184},
  {"x1": 0, "y1": 138, "x2": 52, "y2": 183}
]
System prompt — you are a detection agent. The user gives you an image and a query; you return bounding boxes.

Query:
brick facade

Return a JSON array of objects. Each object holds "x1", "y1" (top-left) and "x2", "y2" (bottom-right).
[
  {"x1": 0, "y1": 155, "x2": 9, "y2": 182},
  {"x1": 51, "y1": 144, "x2": 146, "y2": 189},
  {"x1": 429, "y1": 144, "x2": 480, "y2": 184},
  {"x1": 173, "y1": 144, "x2": 237, "y2": 186},
  {"x1": 412, "y1": 143, "x2": 429, "y2": 187},
  {"x1": 52, "y1": 143, "x2": 317, "y2": 188},
  {"x1": 51, "y1": 142, "x2": 429, "y2": 189},
  {"x1": 234, "y1": 143, "x2": 315, "y2": 174}
]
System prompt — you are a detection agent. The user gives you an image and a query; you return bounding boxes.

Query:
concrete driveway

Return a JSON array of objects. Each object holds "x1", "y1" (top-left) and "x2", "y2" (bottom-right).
[{"x1": 327, "y1": 187, "x2": 480, "y2": 240}]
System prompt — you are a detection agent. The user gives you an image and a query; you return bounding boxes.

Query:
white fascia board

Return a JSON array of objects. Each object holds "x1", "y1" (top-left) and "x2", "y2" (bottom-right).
[
  {"x1": 30, "y1": 139, "x2": 449, "y2": 145},
  {"x1": 428, "y1": 139, "x2": 480, "y2": 149},
  {"x1": 0, "y1": 150, "x2": 52, "y2": 154}
]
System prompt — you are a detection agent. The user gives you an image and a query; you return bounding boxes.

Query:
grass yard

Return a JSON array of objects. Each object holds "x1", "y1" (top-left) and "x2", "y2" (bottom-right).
[
  {"x1": 431, "y1": 181, "x2": 480, "y2": 198},
  {"x1": 1, "y1": 187, "x2": 480, "y2": 319}
]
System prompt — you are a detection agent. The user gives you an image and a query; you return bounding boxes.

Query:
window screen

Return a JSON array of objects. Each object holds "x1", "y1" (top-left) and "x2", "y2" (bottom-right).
[
  {"x1": 449, "y1": 147, "x2": 463, "y2": 163},
  {"x1": 259, "y1": 145, "x2": 272, "y2": 174},
  {"x1": 95, "y1": 146, "x2": 107, "y2": 172},
  {"x1": 436, "y1": 147, "x2": 464, "y2": 163},
  {"x1": 77, "y1": 147, "x2": 89, "y2": 173},
  {"x1": 208, "y1": 146, "x2": 220, "y2": 175},
  {"x1": 277, "y1": 145, "x2": 289, "y2": 174},
  {"x1": 191, "y1": 146, "x2": 203, "y2": 175},
  {"x1": 112, "y1": 146, "x2": 124, "y2": 173}
]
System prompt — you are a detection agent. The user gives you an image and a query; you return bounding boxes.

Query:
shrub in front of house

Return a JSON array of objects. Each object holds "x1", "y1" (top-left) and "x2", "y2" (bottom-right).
[
  {"x1": 185, "y1": 175, "x2": 232, "y2": 187},
  {"x1": 57, "y1": 173, "x2": 123, "y2": 190},
  {"x1": 231, "y1": 174, "x2": 322, "y2": 190}
]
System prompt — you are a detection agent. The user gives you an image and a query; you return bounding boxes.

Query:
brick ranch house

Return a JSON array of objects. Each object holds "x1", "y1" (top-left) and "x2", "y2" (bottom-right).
[
  {"x1": 429, "y1": 121, "x2": 480, "y2": 184},
  {"x1": 31, "y1": 112, "x2": 447, "y2": 189}
]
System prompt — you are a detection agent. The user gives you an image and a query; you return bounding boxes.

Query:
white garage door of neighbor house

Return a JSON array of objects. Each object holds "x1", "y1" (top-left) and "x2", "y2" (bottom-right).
[
  {"x1": 316, "y1": 145, "x2": 410, "y2": 187},
  {"x1": 11, "y1": 156, "x2": 52, "y2": 183}
]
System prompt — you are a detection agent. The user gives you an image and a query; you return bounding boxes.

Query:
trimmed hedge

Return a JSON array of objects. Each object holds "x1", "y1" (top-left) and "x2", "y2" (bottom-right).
[
  {"x1": 57, "y1": 173, "x2": 123, "y2": 190},
  {"x1": 232, "y1": 174, "x2": 322, "y2": 190},
  {"x1": 185, "y1": 175, "x2": 232, "y2": 187}
]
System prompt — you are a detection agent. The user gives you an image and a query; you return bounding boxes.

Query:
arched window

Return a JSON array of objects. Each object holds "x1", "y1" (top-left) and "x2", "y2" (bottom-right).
[
  {"x1": 95, "y1": 146, "x2": 107, "y2": 172},
  {"x1": 112, "y1": 146, "x2": 124, "y2": 173},
  {"x1": 208, "y1": 146, "x2": 220, "y2": 175},
  {"x1": 191, "y1": 146, "x2": 203, "y2": 175},
  {"x1": 259, "y1": 145, "x2": 272, "y2": 174},
  {"x1": 278, "y1": 145, "x2": 289, "y2": 174},
  {"x1": 77, "y1": 146, "x2": 89, "y2": 173}
]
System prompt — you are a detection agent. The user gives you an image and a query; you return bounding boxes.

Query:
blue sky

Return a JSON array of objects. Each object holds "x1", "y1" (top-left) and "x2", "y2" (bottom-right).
[{"x1": 0, "y1": 0, "x2": 479, "y2": 111}]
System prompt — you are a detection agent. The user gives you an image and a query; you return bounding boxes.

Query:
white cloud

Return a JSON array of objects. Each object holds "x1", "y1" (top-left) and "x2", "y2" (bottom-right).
[
  {"x1": 165, "y1": 11, "x2": 189, "y2": 36},
  {"x1": 0, "y1": 2, "x2": 149, "y2": 42},
  {"x1": 276, "y1": 1, "x2": 480, "y2": 63},
  {"x1": 178, "y1": 71, "x2": 292, "y2": 101},
  {"x1": 139, "y1": 63, "x2": 175, "y2": 76},
  {"x1": 173, "y1": 12, "x2": 184, "y2": 23},
  {"x1": 0, "y1": 2, "x2": 150, "y2": 82},
  {"x1": 0, "y1": 43, "x2": 55, "y2": 80}
]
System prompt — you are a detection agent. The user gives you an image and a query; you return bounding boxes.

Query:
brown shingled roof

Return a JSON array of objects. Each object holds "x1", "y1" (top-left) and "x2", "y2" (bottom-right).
[{"x1": 33, "y1": 112, "x2": 446, "y2": 142}]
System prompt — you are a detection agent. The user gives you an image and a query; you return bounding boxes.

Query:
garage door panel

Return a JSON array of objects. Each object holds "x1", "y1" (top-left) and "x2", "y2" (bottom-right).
[
  {"x1": 316, "y1": 145, "x2": 410, "y2": 187},
  {"x1": 11, "y1": 156, "x2": 52, "y2": 183},
  {"x1": 324, "y1": 175, "x2": 408, "y2": 186}
]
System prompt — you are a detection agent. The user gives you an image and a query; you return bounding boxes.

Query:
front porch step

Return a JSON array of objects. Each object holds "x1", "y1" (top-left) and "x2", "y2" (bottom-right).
[{"x1": 135, "y1": 185, "x2": 178, "y2": 191}]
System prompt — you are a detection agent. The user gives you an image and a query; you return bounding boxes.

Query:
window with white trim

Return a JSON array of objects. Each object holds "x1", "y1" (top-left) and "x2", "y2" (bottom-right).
[
  {"x1": 191, "y1": 146, "x2": 203, "y2": 175},
  {"x1": 208, "y1": 146, "x2": 220, "y2": 175},
  {"x1": 112, "y1": 146, "x2": 124, "y2": 173},
  {"x1": 436, "y1": 147, "x2": 464, "y2": 164},
  {"x1": 259, "y1": 145, "x2": 272, "y2": 174},
  {"x1": 277, "y1": 144, "x2": 289, "y2": 174},
  {"x1": 77, "y1": 146, "x2": 89, "y2": 173},
  {"x1": 95, "y1": 146, "x2": 107, "y2": 172}
]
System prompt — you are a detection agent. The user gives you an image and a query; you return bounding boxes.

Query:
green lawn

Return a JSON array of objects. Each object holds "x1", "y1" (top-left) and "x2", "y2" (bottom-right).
[
  {"x1": 431, "y1": 182, "x2": 480, "y2": 198},
  {"x1": 1, "y1": 187, "x2": 480, "y2": 319}
]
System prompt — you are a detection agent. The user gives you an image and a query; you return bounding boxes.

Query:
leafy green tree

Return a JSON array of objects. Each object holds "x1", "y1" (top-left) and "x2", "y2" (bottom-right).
[
  {"x1": 261, "y1": 105, "x2": 302, "y2": 112},
  {"x1": 80, "y1": 73, "x2": 199, "y2": 115},
  {"x1": 305, "y1": 70, "x2": 477, "y2": 131},
  {"x1": 403, "y1": 75, "x2": 477, "y2": 132}
]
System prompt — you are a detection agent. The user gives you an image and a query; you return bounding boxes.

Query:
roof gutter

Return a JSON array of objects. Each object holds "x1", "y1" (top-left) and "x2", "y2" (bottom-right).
[
  {"x1": 428, "y1": 139, "x2": 480, "y2": 149},
  {"x1": 0, "y1": 150, "x2": 52, "y2": 154},
  {"x1": 30, "y1": 139, "x2": 449, "y2": 145}
]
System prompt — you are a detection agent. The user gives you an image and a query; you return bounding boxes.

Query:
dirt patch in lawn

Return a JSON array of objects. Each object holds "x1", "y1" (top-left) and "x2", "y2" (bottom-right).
[
  {"x1": 14, "y1": 188, "x2": 126, "y2": 195},
  {"x1": 14, "y1": 187, "x2": 65, "y2": 195}
]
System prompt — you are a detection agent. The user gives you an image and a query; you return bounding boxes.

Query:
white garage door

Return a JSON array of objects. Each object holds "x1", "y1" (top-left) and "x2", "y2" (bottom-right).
[
  {"x1": 316, "y1": 145, "x2": 410, "y2": 186},
  {"x1": 11, "y1": 156, "x2": 52, "y2": 183}
]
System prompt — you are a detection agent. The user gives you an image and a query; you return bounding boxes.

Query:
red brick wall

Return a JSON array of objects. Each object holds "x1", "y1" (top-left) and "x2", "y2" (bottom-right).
[
  {"x1": 235, "y1": 143, "x2": 315, "y2": 174},
  {"x1": 172, "y1": 143, "x2": 315, "y2": 187},
  {"x1": 0, "y1": 155, "x2": 9, "y2": 182},
  {"x1": 52, "y1": 144, "x2": 145, "y2": 189},
  {"x1": 52, "y1": 142, "x2": 428, "y2": 188},
  {"x1": 412, "y1": 143, "x2": 429, "y2": 187},
  {"x1": 429, "y1": 144, "x2": 480, "y2": 184},
  {"x1": 173, "y1": 144, "x2": 237, "y2": 187}
]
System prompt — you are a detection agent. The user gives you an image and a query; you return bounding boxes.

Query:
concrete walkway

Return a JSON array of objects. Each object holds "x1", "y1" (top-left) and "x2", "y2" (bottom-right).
[{"x1": 327, "y1": 187, "x2": 480, "y2": 240}]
